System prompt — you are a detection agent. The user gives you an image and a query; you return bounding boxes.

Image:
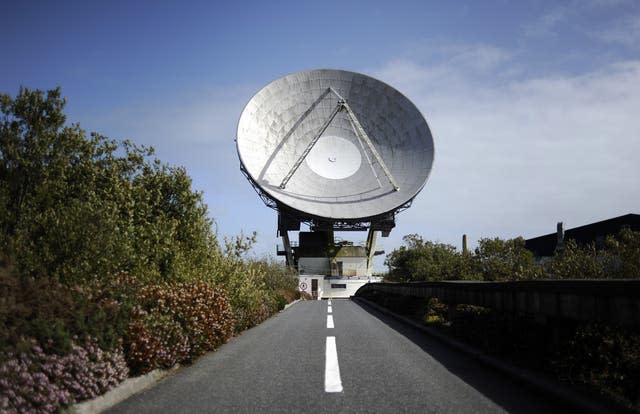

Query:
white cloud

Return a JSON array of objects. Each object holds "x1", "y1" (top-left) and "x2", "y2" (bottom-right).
[
  {"x1": 371, "y1": 52, "x2": 640, "y2": 255},
  {"x1": 521, "y1": 0, "x2": 640, "y2": 51},
  {"x1": 521, "y1": 7, "x2": 567, "y2": 38},
  {"x1": 593, "y1": 14, "x2": 640, "y2": 47}
]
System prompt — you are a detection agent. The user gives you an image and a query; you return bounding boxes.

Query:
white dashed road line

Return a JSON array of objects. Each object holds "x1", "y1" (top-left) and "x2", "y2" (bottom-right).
[
  {"x1": 328, "y1": 305, "x2": 332, "y2": 313},
  {"x1": 327, "y1": 314, "x2": 334, "y2": 329},
  {"x1": 324, "y1": 336, "x2": 343, "y2": 393}
]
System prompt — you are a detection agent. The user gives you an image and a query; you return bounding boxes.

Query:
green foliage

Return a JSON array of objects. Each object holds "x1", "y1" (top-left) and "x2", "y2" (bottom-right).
[
  {"x1": 125, "y1": 310, "x2": 190, "y2": 375},
  {"x1": 424, "y1": 297, "x2": 448, "y2": 325},
  {"x1": 0, "y1": 337, "x2": 129, "y2": 413},
  {"x1": 384, "y1": 230, "x2": 634, "y2": 282},
  {"x1": 605, "y1": 229, "x2": 640, "y2": 278},
  {"x1": 0, "y1": 87, "x2": 303, "y2": 402},
  {"x1": 115, "y1": 279, "x2": 234, "y2": 375},
  {"x1": 554, "y1": 324, "x2": 640, "y2": 409},
  {"x1": 385, "y1": 234, "x2": 478, "y2": 282},
  {"x1": 0, "y1": 270, "x2": 127, "y2": 356},
  {"x1": 134, "y1": 282, "x2": 234, "y2": 357},
  {"x1": 205, "y1": 233, "x2": 298, "y2": 331},
  {"x1": 548, "y1": 239, "x2": 605, "y2": 279},
  {"x1": 549, "y1": 229, "x2": 640, "y2": 280},
  {"x1": 474, "y1": 237, "x2": 543, "y2": 281},
  {"x1": 0, "y1": 87, "x2": 218, "y2": 284}
]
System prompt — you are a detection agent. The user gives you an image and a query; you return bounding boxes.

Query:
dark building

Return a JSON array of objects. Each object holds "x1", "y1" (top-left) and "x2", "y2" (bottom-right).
[{"x1": 525, "y1": 213, "x2": 640, "y2": 258}]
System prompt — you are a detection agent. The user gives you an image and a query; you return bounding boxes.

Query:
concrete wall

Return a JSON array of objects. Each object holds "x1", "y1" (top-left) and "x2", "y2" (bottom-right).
[
  {"x1": 298, "y1": 276, "x2": 378, "y2": 299},
  {"x1": 332, "y1": 257, "x2": 368, "y2": 277},
  {"x1": 356, "y1": 280, "x2": 640, "y2": 328}
]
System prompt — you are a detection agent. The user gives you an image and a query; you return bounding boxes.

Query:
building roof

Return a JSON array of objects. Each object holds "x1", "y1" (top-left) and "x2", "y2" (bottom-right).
[{"x1": 524, "y1": 213, "x2": 640, "y2": 257}]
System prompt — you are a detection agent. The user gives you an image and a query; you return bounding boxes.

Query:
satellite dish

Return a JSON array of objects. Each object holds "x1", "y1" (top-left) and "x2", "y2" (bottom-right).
[{"x1": 236, "y1": 69, "x2": 434, "y2": 221}]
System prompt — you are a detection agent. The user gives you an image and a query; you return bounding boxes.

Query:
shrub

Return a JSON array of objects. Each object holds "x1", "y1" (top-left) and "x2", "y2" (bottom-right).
[
  {"x1": 385, "y1": 234, "x2": 477, "y2": 282},
  {"x1": 0, "y1": 87, "x2": 219, "y2": 285},
  {"x1": 273, "y1": 288, "x2": 299, "y2": 310},
  {"x1": 0, "y1": 345, "x2": 70, "y2": 414},
  {"x1": 124, "y1": 308, "x2": 190, "y2": 375},
  {"x1": 549, "y1": 229, "x2": 640, "y2": 280},
  {"x1": 423, "y1": 297, "x2": 449, "y2": 325},
  {"x1": 474, "y1": 237, "x2": 542, "y2": 281},
  {"x1": 554, "y1": 324, "x2": 640, "y2": 409},
  {"x1": 548, "y1": 239, "x2": 605, "y2": 279},
  {"x1": 46, "y1": 337, "x2": 129, "y2": 401},
  {"x1": 0, "y1": 272, "x2": 127, "y2": 356},
  {"x1": 124, "y1": 281, "x2": 234, "y2": 374},
  {"x1": 0, "y1": 337, "x2": 128, "y2": 413}
]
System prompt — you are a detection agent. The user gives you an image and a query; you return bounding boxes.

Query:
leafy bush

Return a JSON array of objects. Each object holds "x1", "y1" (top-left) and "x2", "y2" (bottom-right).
[
  {"x1": 474, "y1": 237, "x2": 543, "y2": 281},
  {"x1": 385, "y1": 234, "x2": 478, "y2": 282},
  {"x1": 0, "y1": 87, "x2": 219, "y2": 285},
  {"x1": 605, "y1": 229, "x2": 640, "y2": 278},
  {"x1": 0, "y1": 271, "x2": 127, "y2": 356},
  {"x1": 549, "y1": 229, "x2": 640, "y2": 280},
  {"x1": 423, "y1": 297, "x2": 448, "y2": 325},
  {"x1": 124, "y1": 281, "x2": 234, "y2": 374},
  {"x1": 0, "y1": 337, "x2": 128, "y2": 413},
  {"x1": 548, "y1": 239, "x2": 605, "y2": 279},
  {"x1": 0, "y1": 345, "x2": 70, "y2": 414},
  {"x1": 125, "y1": 308, "x2": 190, "y2": 375},
  {"x1": 554, "y1": 324, "x2": 640, "y2": 409},
  {"x1": 208, "y1": 235, "x2": 298, "y2": 331}
]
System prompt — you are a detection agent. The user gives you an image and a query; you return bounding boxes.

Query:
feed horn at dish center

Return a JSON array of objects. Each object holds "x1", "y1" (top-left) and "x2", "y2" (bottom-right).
[{"x1": 236, "y1": 69, "x2": 434, "y2": 274}]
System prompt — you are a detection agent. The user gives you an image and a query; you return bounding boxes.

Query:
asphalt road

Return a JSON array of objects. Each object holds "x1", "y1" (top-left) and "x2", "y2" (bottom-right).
[{"x1": 107, "y1": 299, "x2": 577, "y2": 414}]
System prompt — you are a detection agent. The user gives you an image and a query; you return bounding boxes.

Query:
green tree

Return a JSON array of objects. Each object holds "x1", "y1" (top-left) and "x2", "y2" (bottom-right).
[
  {"x1": 0, "y1": 87, "x2": 218, "y2": 283},
  {"x1": 604, "y1": 229, "x2": 640, "y2": 279},
  {"x1": 385, "y1": 234, "x2": 477, "y2": 281},
  {"x1": 548, "y1": 239, "x2": 604, "y2": 279},
  {"x1": 473, "y1": 237, "x2": 542, "y2": 281},
  {"x1": 548, "y1": 229, "x2": 640, "y2": 280}
]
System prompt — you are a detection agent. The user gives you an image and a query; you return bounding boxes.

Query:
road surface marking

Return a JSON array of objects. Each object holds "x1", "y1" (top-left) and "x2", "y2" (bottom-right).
[
  {"x1": 327, "y1": 315, "x2": 334, "y2": 329},
  {"x1": 328, "y1": 299, "x2": 332, "y2": 306},
  {"x1": 328, "y1": 305, "x2": 332, "y2": 313},
  {"x1": 325, "y1": 336, "x2": 343, "y2": 393}
]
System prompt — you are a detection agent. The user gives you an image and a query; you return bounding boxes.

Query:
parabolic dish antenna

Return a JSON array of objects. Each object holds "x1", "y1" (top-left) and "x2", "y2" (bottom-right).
[{"x1": 236, "y1": 69, "x2": 434, "y2": 221}]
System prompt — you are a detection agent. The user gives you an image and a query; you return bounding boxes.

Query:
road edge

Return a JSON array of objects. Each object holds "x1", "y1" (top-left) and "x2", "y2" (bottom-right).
[
  {"x1": 70, "y1": 298, "x2": 304, "y2": 413},
  {"x1": 71, "y1": 365, "x2": 180, "y2": 414},
  {"x1": 352, "y1": 296, "x2": 633, "y2": 414}
]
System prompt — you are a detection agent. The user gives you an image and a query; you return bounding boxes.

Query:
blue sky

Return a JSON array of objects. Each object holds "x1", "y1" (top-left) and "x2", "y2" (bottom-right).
[{"x1": 3, "y1": 0, "x2": 639, "y2": 270}]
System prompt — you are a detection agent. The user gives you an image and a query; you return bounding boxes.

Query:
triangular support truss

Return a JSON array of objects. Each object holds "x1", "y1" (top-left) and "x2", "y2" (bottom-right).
[{"x1": 278, "y1": 87, "x2": 399, "y2": 192}]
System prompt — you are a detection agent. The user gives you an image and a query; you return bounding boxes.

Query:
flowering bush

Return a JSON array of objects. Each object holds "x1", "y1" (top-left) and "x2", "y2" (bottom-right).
[
  {"x1": 230, "y1": 290, "x2": 278, "y2": 332},
  {"x1": 50, "y1": 337, "x2": 129, "y2": 401},
  {"x1": 125, "y1": 308, "x2": 190, "y2": 375},
  {"x1": 124, "y1": 281, "x2": 234, "y2": 374},
  {"x1": 0, "y1": 337, "x2": 128, "y2": 414},
  {"x1": 0, "y1": 272, "x2": 128, "y2": 357}
]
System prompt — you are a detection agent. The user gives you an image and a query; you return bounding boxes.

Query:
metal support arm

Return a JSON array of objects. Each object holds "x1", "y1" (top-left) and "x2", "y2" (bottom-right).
[{"x1": 279, "y1": 102, "x2": 343, "y2": 189}]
